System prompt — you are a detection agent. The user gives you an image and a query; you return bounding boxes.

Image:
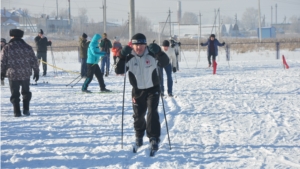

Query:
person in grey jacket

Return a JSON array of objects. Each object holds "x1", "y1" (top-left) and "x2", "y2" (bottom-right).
[
  {"x1": 79, "y1": 33, "x2": 90, "y2": 78},
  {"x1": 200, "y1": 34, "x2": 225, "y2": 67},
  {"x1": 115, "y1": 33, "x2": 169, "y2": 152},
  {"x1": 1, "y1": 29, "x2": 39, "y2": 117}
]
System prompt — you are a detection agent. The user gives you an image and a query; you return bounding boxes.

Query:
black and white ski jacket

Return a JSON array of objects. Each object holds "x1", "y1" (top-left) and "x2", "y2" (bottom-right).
[{"x1": 115, "y1": 48, "x2": 169, "y2": 90}]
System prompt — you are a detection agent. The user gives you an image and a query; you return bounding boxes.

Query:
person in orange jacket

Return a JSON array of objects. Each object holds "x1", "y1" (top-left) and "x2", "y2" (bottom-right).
[{"x1": 111, "y1": 36, "x2": 122, "y2": 65}]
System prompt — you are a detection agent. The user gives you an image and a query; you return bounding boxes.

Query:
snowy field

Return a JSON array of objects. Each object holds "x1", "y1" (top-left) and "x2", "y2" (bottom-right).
[{"x1": 1, "y1": 48, "x2": 300, "y2": 168}]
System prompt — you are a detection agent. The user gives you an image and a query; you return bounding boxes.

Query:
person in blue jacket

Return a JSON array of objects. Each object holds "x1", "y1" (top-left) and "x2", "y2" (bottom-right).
[
  {"x1": 82, "y1": 34, "x2": 111, "y2": 93},
  {"x1": 200, "y1": 34, "x2": 225, "y2": 67}
]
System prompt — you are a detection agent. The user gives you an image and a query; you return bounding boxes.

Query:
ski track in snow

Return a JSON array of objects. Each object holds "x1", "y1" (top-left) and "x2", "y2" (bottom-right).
[{"x1": 1, "y1": 50, "x2": 300, "y2": 168}]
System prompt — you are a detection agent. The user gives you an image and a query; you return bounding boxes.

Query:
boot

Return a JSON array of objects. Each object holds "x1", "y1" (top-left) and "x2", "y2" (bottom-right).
[
  {"x1": 149, "y1": 137, "x2": 160, "y2": 150},
  {"x1": 13, "y1": 104, "x2": 21, "y2": 117},
  {"x1": 23, "y1": 101, "x2": 30, "y2": 116},
  {"x1": 135, "y1": 137, "x2": 143, "y2": 147}
]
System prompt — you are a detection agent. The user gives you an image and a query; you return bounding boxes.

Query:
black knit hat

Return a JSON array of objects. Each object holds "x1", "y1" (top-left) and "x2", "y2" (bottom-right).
[
  {"x1": 210, "y1": 34, "x2": 215, "y2": 38},
  {"x1": 9, "y1": 29, "x2": 24, "y2": 38},
  {"x1": 131, "y1": 33, "x2": 147, "y2": 44},
  {"x1": 82, "y1": 33, "x2": 87, "y2": 38},
  {"x1": 162, "y1": 40, "x2": 170, "y2": 47},
  {"x1": 38, "y1": 29, "x2": 44, "y2": 34},
  {"x1": 1, "y1": 38, "x2": 6, "y2": 43}
]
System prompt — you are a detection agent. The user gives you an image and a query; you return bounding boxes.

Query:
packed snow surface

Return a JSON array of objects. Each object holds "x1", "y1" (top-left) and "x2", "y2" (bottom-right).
[{"x1": 1, "y1": 49, "x2": 300, "y2": 168}]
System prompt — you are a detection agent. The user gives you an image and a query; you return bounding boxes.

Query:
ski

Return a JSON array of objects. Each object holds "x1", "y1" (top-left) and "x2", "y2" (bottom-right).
[{"x1": 77, "y1": 90, "x2": 120, "y2": 94}]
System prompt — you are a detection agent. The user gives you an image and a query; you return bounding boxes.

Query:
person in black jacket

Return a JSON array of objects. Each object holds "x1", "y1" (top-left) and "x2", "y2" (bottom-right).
[
  {"x1": 115, "y1": 33, "x2": 169, "y2": 151},
  {"x1": 34, "y1": 29, "x2": 52, "y2": 76}
]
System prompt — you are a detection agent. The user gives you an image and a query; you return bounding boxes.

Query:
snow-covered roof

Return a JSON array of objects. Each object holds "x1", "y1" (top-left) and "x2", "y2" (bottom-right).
[
  {"x1": 1, "y1": 9, "x2": 11, "y2": 17},
  {"x1": 2, "y1": 19, "x2": 19, "y2": 26}
]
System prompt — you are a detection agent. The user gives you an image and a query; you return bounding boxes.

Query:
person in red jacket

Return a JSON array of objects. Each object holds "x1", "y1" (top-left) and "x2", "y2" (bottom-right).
[
  {"x1": 1, "y1": 29, "x2": 39, "y2": 117},
  {"x1": 111, "y1": 36, "x2": 122, "y2": 65}
]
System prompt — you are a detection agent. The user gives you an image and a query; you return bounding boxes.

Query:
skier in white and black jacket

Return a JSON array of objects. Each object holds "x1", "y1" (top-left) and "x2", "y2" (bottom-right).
[{"x1": 115, "y1": 33, "x2": 169, "y2": 150}]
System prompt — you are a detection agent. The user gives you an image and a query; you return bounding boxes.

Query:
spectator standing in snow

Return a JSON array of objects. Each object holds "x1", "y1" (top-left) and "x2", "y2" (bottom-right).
[
  {"x1": 1, "y1": 38, "x2": 7, "y2": 50},
  {"x1": 1, "y1": 29, "x2": 39, "y2": 117},
  {"x1": 34, "y1": 29, "x2": 52, "y2": 76},
  {"x1": 99, "y1": 33, "x2": 112, "y2": 77},
  {"x1": 81, "y1": 34, "x2": 111, "y2": 93},
  {"x1": 200, "y1": 34, "x2": 225, "y2": 67},
  {"x1": 169, "y1": 36, "x2": 181, "y2": 71},
  {"x1": 79, "y1": 33, "x2": 90, "y2": 78},
  {"x1": 159, "y1": 40, "x2": 177, "y2": 97},
  {"x1": 111, "y1": 36, "x2": 122, "y2": 65},
  {"x1": 115, "y1": 33, "x2": 169, "y2": 151}
]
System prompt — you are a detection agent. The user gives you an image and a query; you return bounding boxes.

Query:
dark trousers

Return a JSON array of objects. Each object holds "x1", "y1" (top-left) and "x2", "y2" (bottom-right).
[
  {"x1": 37, "y1": 52, "x2": 47, "y2": 75},
  {"x1": 82, "y1": 64, "x2": 105, "y2": 90},
  {"x1": 208, "y1": 52, "x2": 216, "y2": 65},
  {"x1": 9, "y1": 79, "x2": 32, "y2": 114},
  {"x1": 159, "y1": 64, "x2": 173, "y2": 95},
  {"x1": 81, "y1": 58, "x2": 87, "y2": 77},
  {"x1": 132, "y1": 85, "x2": 161, "y2": 139},
  {"x1": 113, "y1": 56, "x2": 117, "y2": 65}
]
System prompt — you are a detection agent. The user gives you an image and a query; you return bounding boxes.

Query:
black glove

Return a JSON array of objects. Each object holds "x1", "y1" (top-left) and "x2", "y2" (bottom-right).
[
  {"x1": 171, "y1": 43, "x2": 175, "y2": 48},
  {"x1": 222, "y1": 42, "x2": 225, "y2": 45},
  {"x1": 148, "y1": 43, "x2": 161, "y2": 55},
  {"x1": 48, "y1": 41, "x2": 52, "y2": 46},
  {"x1": 178, "y1": 42, "x2": 181, "y2": 47},
  {"x1": 172, "y1": 67, "x2": 177, "y2": 73},
  {"x1": 33, "y1": 73, "x2": 39, "y2": 82},
  {"x1": 120, "y1": 45, "x2": 132, "y2": 58},
  {"x1": 1, "y1": 72, "x2": 5, "y2": 80},
  {"x1": 200, "y1": 43, "x2": 204, "y2": 46}
]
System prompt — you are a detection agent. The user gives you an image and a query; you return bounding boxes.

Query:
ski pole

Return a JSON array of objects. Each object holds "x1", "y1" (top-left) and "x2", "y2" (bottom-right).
[
  {"x1": 155, "y1": 66, "x2": 172, "y2": 150},
  {"x1": 70, "y1": 76, "x2": 83, "y2": 88},
  {"x1": 121, "y1": 55, "x2": 128, "y2": 149},
  {"x1": 174, "y1": 72, "x2": 177, "y2": 83},
  {"x1": 181, "y1": 50, "x2": 190, "y2": 69},
  {"x1": 66, "y1": 74, "x2": 81, "y2": 87}
]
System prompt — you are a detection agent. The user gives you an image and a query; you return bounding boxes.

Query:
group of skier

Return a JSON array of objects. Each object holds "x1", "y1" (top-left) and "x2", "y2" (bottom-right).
[{"x1": 1, "y1": 27, "x2": 225, "y2": 155}]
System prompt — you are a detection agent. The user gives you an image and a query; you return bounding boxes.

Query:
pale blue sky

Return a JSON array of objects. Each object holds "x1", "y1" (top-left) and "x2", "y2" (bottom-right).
[{"x1": 1, "y1": 0, "x2": 299, "y2": 24}]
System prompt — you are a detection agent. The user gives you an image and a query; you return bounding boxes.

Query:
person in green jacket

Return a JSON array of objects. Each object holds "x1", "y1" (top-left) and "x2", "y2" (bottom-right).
[
  {"x1": 99, "y1": 33, "x2": 112, "y2": 77},
  {"x1": 79, "y1": 33, "x2": 90, "y2": 78}
]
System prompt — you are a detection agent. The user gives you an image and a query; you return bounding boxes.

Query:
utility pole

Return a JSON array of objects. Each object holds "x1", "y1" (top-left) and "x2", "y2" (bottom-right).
[
  {"x1": 258, "y1": 0, "x2": 262, "y2": 42},
  {"x1": 198, "y1": 12, "x2": 202, "y2": 62},
  {"x1": 103, "y1": 0, "x2": 107, "y2": 33},
  {"x1": 56, "y1": 0, "x2": 58, "y2": 18},
  {"x1": 275, "y1": 3, "x2": 277, "y2": 24},
  {"x1": 68, "y1": 0, "x2": 71, "y2": 25},
  {"x1": 169, "y1": 8, "x2": 172, "y2": 37},
  {"x1": 129, "y1": 0, "x2": 135, "y2": 40},
  {"x1": 271, "y1": 6, "x2": 273, "y2": 26},
  {"x1": 218, "y1": 8, "x2": 220, "y2": 40}
]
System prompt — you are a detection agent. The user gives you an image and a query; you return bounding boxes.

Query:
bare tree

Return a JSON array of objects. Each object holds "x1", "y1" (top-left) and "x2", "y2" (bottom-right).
[
  {"x1": 289, "y1": 16, "x2": 300, "y2": 33},
  {"x1": 222, "y1": 16, "x2": 234, "y2": 24},
  {"x1": 241, "y1": 8, "x2": 258, "y2": 30},
  {"x1": 59, "y1": 8, "x2": 69, "y2": 19},
  {"x1": 78, "y1": 8, "x2": 88, "y2": 33},
  {"x1": 181, "y1": 12, "x2": 198, "y2": 24}
]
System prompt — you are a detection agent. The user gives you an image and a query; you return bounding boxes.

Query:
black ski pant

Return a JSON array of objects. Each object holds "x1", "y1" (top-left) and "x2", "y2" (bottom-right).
[
  {"x1": 9, "y1": 79, "x2": 32, "y2": 113},
  {"x1": 208, "y1": 52, "x2": 216, "y2": 65},
  {"x1": 37, "y1": 52, "x2": 47, "y2": 75},
  {"x1": 82, "y1": 64, "x2": 105, "y2": 90},
  {"x1": 132, "y1": 85, "x2": 161, "y2": 139}
]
